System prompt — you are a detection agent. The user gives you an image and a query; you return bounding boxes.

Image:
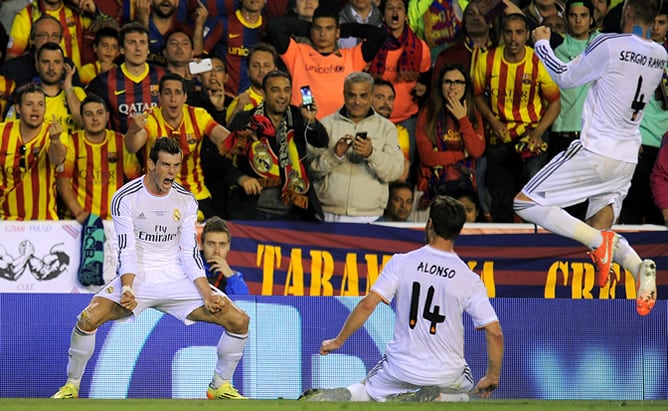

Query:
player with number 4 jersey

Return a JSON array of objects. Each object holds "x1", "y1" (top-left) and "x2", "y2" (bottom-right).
[
  {"x1": 514, "y1": 0, "x2": 666, "y2": 316},
  {"x1": 299, "y1": 196, "x2": 503, "y2": 403}
]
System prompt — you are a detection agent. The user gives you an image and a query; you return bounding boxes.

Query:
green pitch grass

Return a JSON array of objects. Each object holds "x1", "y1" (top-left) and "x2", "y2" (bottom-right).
[{"x1": 3, "y1": 399, "x2": 668, "y2": 411}]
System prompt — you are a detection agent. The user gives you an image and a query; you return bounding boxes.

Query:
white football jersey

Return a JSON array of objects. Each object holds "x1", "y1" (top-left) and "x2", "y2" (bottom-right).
[
  {"x1": 534, "y1": 34, "x2": 667, "y2": 163},
  {"x1": 110, "y1": 176, "x2": 205, "y2": 284},
  {"x1": 370, "y1": 245, "x2": 498, "y2": 386}
]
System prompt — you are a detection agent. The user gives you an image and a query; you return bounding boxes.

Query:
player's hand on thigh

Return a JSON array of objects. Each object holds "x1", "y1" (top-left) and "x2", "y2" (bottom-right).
[
  {"x1": 120, "y1": 291, "x2": 137, "y2": 311},
  {"x1": 205, "y1": 294, "x2": 226, "y2": 313}
]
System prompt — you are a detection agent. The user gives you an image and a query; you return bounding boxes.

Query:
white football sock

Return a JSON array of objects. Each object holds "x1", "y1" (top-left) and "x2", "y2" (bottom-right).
[
  {"x1": 212, "y1": 330, "x2": 248, "y2": 387},
  {"x1": 614, "y1": 235, "x2": 642, "y2": 278},
  {"x1": 66, "y1": 326, "x2": 96, "y2": 387},
  {"x1": 514, "y1": 200, "x2": 600, "y2": 248}
]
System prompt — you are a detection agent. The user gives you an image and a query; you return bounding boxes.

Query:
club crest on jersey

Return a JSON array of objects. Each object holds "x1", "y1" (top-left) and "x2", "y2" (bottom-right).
[
  {"x1": 108, "y1": 152, "x2": 118, "y2": 163},
  {"x1": 106, "y1": 286, "x2": 114, "y2": 294},
  {"x1": 173, "y1": 209, "x2": 181, "y2": 222},
  {"x1": 521, "y1": 74, "x2": 532, "y2": 85},
  {"x1": 150, "y1": 85, "x2": 160, "y2": 97}
]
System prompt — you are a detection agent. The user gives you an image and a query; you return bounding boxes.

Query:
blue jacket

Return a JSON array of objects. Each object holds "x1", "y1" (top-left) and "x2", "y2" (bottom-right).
[{"x1": 201, "y1": 251, "x2": 250, "y2": 295}]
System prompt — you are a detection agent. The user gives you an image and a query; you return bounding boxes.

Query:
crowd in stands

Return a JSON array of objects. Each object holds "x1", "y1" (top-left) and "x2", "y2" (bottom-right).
[{"x1": 0, "y1": 0, "x2": 666, "y2": 226}]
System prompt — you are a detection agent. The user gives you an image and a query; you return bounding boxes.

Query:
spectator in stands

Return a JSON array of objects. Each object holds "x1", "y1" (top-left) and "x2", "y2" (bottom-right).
[
  {"x1": 0, "y1": 0, "x2": 31, "y2": 38},
  {"x1": 203, "y1": 0, "x2": 265, "y2": 99},
  {"x1": 131, "y1": 0, "x2": 208, "y2": 66},
  {"x1": 592, "y1": 0, "x2": 610, "y2": 30},
  {"x1": 452, "y1": 188, "x2": 481, "y2": 223},
  {"x1": 620, "y1": 2, "x2": 668, "y2": 225},
  {"x1": 381, "y1": 182, "x2": 413, "y2": 222},
  {"x1": 201, "y1": 216, "x2": 250, "y2": 294},
  {"x1": 86, "y1": 22, "x2": 166, "y2": 133},
  {"x1": 414, "y1": 64, "x2": 485, "y2": 221},
  {"x1": 338, "y1": 0, "x2": 383, "y2": 48},
  {"x1": 473, "y1": 13, "x2": 561, "y2": 222},
  {"x1": 651, "y1": 133, "x2": 668, "y2": 226},
  {"x1": 221, "y1": 70, "x2": 329, "y2": 221},
  {"x1": 407, "y1": 0, "x2": 467, "y2": 62},
  {"x1": 288, "y1": 0, "x2": 319, "y2": 22},
  {"x1": 368, "y1": 0, "x2": 430, "y2": 176},
  {"x1": 0, "y1": 15, "x2": 81, "y2": 87},
  {"x1": 78, "y1": 27, "x2": 119, "y2": 86},
  {"x1": 0, "y1": 84, "x2": 66, "y2": 220},
  {"x1": 226, "y1": 43, "x2": 279, "y2": 124},
  {"x1": 196, "y1": 55, "x2": 229, "y2": 124},
  {"x1": 371, "y1": 79, "x2": 410, "y2": 182},
  {"x1": 163, "y1": 30, "x2": 204, "y2": 105},
  {"x1": 5, "y1": 42, "x2": 86, "y2": 134},
  {"x1": 309, "y1": 72, "x2": 404, "y2": 222},
  {"x1": 6, "y1": 0, "x2": 92, "y2": 67},
  {"x1": 523, "y1": 0, "x2": 565, "y2": 27},
  {"x1": 265, "y1": 4, "x2": 386, "y2": 119},
  {"x1": 124, "y1": 72, "x2": 231, "y2": 220},
  {"x1": 198, "y1": 56, "x2": 232, "y2": 218},
  {"x1": 549, "y1": 0, "x2": 600, "y2": 159},
  {"x1": 0, "y1": 75, "x2": 15, "y2": 117},
  {"x1": 56, "y1": 94, "x2": 141, "y2": 223}
]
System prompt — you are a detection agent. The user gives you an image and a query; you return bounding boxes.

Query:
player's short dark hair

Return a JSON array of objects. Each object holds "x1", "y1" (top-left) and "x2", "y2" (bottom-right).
[
  {"x1": 247, "y1": 42, "x2": 280, "y2": 68},
  {"x1": 159, "y1": 72, "x2": 187, "y2": 94},
  {"x1": 660, "y1": 0, "x2": 668, "y2": 16},
  {"x1": 30, "y1": 15, "x2": 62, "y2": 42},
  {"x1": 94, "y1": 27, "x2": 119, "y2": 46},
  {"x1": 373, "y1": 78, "x2": 396, "y2": 96},
  {"x1": 149, "y1": 137, "x2": 181, "y2": 164},
  {"x1": 626, "y1": 0, "x2": 662, "y2": 25},
  {"x1": 262, "y1": 70, "x2": 291, "y2": 91},
  {"x1": 202, "y1": 216, "x2": 232, "y2": 243},
  {"x1": 389, "y1": 181, "x2": 412, "y2": 196},
  {"x1": 119, "y1": 22, "x2": 149, "y2": 46},
  {"x1": 312, "y1": 5, "x2": 340, "y2": 26},
  {"x1": 36, "y1": 41, "x2": 64, "y2": 60},
  {"x1": 429, "y1": 196, "x2": 466, "y2": 241},
  {"x1": 80, "y1": 93, "x2": 108, "y2": 117},
  {"x1": 16, "y1": 83, "x2": 45, "y2": 105},
  {"x1": 502, "y1": 13, "x2": 528, "y2": 30}
]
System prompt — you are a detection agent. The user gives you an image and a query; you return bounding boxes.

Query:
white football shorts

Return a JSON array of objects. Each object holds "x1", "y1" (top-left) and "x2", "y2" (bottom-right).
[
  {"x1": 363, "y1": 355, "x2": 473, "y2": 402},
  {"x1": 521, "y1": 140, "x2": 635, "y2": 221},
  {"x1": 96, "y1": 270, "x2": 225, "y2": 325}
]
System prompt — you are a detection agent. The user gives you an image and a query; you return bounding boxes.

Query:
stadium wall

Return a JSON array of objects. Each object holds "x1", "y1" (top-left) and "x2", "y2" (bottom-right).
[{"x1": 0, "y1": 294, "x2": 666, "y2": 400}]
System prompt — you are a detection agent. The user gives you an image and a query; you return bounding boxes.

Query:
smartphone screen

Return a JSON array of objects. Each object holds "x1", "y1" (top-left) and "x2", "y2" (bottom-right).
[
  {"x1": 355, "y1": 132, "x2": 367, "y2": 140},
  {"x1": 300, "y1": 86, "x2": 314, "y2": 106}
]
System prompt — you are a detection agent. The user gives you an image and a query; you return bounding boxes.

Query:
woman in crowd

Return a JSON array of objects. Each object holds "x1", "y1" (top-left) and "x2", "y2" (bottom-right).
[{"x1": 413, "y1": 64, "x2": 485, "y2": 221}]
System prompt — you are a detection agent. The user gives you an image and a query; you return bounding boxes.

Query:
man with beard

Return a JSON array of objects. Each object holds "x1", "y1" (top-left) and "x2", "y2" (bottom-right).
[
  {"x1": 131, "y1": 0, "x2": 208, "y2": 65},
  {"x1": 371, "y1": 79, "x2": 410, "y2": 183},
  {"x1": 6, "y1": 0, "x2": 92, "y2": 67},
  {"x1": 57, "y1": 94, "x2": 141, "y2": 223},
  {"x1": 163, "y1": 30, "x2": 203, "y2": 105},
  {"x1": 220, "y1": 70, "x2": 329, "y2": 221},
  {"x1": 0, "y1": 84, "x2": 67, "y2": 220},
  {"x1": 225, "y1": 43, "x2": 279, "y2": 124},
  {"x1": 5, "y1": 42, "x2": 86, "y2": 134},
  {"x1": 125, "y1": 73, "x2": 231, "y2": 220}
]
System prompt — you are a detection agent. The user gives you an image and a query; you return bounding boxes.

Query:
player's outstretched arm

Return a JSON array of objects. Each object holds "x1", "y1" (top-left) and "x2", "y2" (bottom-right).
[
  {"x1": 473, "y1": 321, "x2": 503, "y2": 398},
  {"x1": 320, "y1": 292, "x2": 383, "y2": 355}
]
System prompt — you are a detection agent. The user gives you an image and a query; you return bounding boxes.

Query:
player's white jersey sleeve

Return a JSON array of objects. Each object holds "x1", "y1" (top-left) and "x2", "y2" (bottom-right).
[
  {"x1": 111, "y1": 178, "x2": 142, "y2": 277},
  {"x1": 535, "y1": 35, "x2": 667, "y2": 162},
  {"x1": 176, "y1": 185, "x2": 207, "y2": 282},
  {"x1": 370, "y1": 245, "x2": 498, "y2": 386},
  {"x1": 534, "y1": 37, "x2": 610, "y2": 89}
]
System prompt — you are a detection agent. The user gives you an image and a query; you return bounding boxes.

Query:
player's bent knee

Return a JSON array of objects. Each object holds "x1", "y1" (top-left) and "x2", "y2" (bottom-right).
[{"x1": 221, "y1": 311, "x2": 250, "y2": 334}]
